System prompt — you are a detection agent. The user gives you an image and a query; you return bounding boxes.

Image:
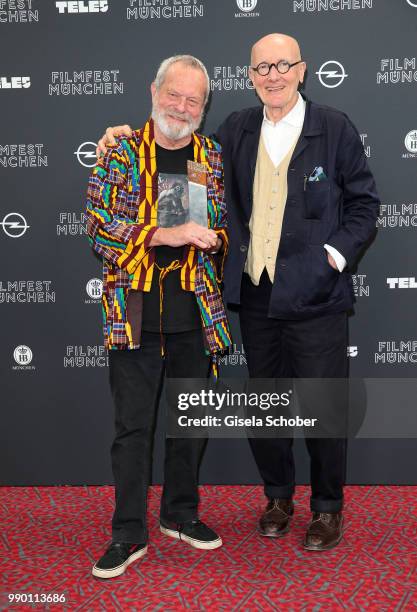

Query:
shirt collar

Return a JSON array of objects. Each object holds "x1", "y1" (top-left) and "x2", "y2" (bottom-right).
[{"x1": 263, "y1": 92, "x2": 305, "y2": 128}]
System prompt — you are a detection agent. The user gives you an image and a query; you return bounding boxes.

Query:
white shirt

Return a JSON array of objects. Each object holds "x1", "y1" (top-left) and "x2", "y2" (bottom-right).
[
  {"x1": 261, "y1": 93, "x2": 346, "y2": 272},
  {"x1": 262, "y1": 92, "x2": 305, "y2": 167}
]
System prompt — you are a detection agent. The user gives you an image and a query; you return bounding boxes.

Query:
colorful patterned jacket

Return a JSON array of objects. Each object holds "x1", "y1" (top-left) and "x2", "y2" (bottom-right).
[{"x1": 86, "y1": 119, "x2": 232, "y2": 355}]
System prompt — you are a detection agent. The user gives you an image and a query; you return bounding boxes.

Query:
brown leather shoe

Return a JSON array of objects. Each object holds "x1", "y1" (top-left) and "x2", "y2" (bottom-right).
[
  {"x1": 304, "y1": 512, "x2": 343, "y2": 551},
  {"x1": 259, "y1": 498, "x2": 294, "y2": 537}
]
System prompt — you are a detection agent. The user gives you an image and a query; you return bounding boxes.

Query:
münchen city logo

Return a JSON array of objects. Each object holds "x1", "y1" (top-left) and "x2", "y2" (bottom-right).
[
  {"x1": 405, "y1": 130, "x2": 417, "y2": 153},
  {"x1": 1, "y1": 213, "x2": 30, "y2": 238},
  {"x1": 74, "y1": 142, "x2": 97, "y2": 167},
  {"x1": 236, "y1": 0, "x2": 257, "y2": 11},
  {"x1": 13, "y1": 345, "x2": 33, "y2": 366},
  {"x1": 316, "y1": 61, "x2": 348, "y2": 88},
  {"x1": 86, "y1": 278, "x2": 103, "y2": 300}
]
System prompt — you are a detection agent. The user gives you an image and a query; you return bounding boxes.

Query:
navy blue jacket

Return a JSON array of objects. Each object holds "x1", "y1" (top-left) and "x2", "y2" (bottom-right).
[{"x1": 215, "y1": 97, "x2": 379, "y2": 319}]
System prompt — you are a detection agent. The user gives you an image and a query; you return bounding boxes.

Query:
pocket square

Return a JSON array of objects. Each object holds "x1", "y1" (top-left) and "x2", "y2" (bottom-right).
[{"x1": 308, "y1": 166, "x2": 327, "y2": 182}]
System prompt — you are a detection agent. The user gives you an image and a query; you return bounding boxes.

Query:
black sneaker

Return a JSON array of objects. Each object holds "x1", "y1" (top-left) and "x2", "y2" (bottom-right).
[
  {"x1": 160, "y1": 519, "x2": 222, "y2": 550},
  {"x1": 92, "y1": 542, "x2": 147, "y2": 579}
]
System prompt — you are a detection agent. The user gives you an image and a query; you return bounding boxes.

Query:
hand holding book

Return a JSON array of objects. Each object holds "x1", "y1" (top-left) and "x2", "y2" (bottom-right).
[{"x1": 150, "y1": 221, "x2": 218, "y2": 250}]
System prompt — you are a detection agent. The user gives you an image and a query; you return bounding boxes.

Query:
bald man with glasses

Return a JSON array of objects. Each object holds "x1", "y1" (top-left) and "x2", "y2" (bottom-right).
[{"x1": 96, "y1": 34, "x2": 379, "y2": 551}]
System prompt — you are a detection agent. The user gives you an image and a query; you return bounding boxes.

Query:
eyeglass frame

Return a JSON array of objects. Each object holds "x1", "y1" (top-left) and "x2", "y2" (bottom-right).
[{"x1": 250, "y1": 60, "x2": 304, "y2": 76}]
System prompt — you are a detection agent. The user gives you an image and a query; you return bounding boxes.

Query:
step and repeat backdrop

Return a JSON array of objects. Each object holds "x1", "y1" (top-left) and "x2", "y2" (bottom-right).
[{"x1": 1, "y1": 0, "x2": 417, "y2": 485}]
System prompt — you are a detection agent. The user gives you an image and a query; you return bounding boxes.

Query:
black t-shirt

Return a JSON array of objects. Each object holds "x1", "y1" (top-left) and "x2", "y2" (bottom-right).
[{"x1": 141, "y1": 142, "x2": 202, "y2": 333}]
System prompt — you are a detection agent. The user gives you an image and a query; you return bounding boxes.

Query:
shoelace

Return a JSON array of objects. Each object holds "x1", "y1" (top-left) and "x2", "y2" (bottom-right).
[
  {"x1": 309, "y1": 513, "x2": 337, "y2": 533},
  {"x1": 311, "y1": 513, "x2": 332, "y2": 523},
  {"x1": 265, "y1": 500, "x2": 290, "y2": 518}
]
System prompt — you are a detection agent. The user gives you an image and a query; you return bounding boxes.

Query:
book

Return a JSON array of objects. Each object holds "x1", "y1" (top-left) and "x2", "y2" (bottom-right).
[{"x1": 157, "y1": 162, "x2": 208, "y2": 228}]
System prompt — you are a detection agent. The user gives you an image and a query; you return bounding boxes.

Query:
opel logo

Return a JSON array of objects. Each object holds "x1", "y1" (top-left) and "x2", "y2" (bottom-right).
[
  {"x1": 74, "y1": 141, "x2": 98, "y2": 168},
  {"x1": 316, "y1": 61, "x2": 348, "y2": 88},
  {"x1": 1, "y1": 212, "x2": 30, "y2": 238}
]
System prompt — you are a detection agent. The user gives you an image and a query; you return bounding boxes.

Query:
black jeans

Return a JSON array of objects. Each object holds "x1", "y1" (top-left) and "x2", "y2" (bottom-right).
[
  {"x1": 109, "y1": 329, "x2": 210, "y2": 544},
  {"x1": 240, "y1": 271, "x2": 348, "y2": 514}
]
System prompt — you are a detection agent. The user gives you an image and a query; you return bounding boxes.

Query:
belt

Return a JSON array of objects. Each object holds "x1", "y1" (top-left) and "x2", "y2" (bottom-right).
[{"x1": 154, "y1": 259, "x2": 182, "y2": 357}]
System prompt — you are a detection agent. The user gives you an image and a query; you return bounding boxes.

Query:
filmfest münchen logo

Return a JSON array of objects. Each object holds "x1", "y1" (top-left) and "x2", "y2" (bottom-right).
[
  {"x1": 74, "y1": 142, "x2": 97, "y2": 167},
  {"x1": 407, "y1": 0, "x2": 417, "y2": 7},
  {"x1": 49, "y1": 70, "x2": 123, "y2": 96},
  {"x1": 0, "y1": 144, "x2": 48, "y2": 168},
  {"x1": 0, "y1": 1, "x2": 39, "y2": 22},
  {"x1": 352, "y1": 274, "x2": 369, "y2": 297},
  {"x1": 378, "y1": 202, "x2": 417, "y2": 228},
  {"x1": 293, "y1": 0, "x2": 372, "y2": 11},
  {"x1": 377, "y1": 58, "x2": 417, "y2": 85},
  {"x1": 64, "y1": 345, "x2": 108, "y2": 367},
  {"x1": 1, "y1": 213, "x2": 29, "y2": 238},
  {"x1": 126, "y1": 0, "x2": 204, "y2": 20},
  {"x1": 316, "y1": 61, "x2": 348, "y2": 88},
  {"x1": 375, "y1": 340, "x2": 417, "y2": 364},
  {"x1": 57, "y1": 212, "x2": 88, "y2": 236},
  {"x1": 0, "y1": 280, "x2": 55, "y2": 303},
  {"x1": 211, "y1": 66, "x2": 254, "y2": 92},
  {"x1": 218, "y1": 344, "x2": 247, "y2": 367}
]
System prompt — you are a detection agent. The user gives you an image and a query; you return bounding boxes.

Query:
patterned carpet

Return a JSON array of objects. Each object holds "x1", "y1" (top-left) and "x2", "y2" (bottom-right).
[{"x1": 1, "y1": 485, "x2": 417, "y2": 610}]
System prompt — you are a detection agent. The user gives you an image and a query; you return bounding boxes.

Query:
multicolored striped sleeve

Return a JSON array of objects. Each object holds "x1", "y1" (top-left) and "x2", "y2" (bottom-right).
[
  {"x1": 85, "y1": 143, "x2": 158, "y2": 273},
  {"x1": 207, "y1": 142, "x2": 228, "y2": 283}
]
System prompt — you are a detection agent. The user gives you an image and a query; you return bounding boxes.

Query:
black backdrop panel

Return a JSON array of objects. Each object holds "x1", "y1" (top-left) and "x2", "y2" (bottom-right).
[{"x1": 1, "y1": 0, "x2": 417, "y2": 485}]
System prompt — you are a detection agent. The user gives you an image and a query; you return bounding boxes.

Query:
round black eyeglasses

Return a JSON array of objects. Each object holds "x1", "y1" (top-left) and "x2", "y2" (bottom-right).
[{"x1": 251, "y1": 60, "x2": 303, "y2": 76}]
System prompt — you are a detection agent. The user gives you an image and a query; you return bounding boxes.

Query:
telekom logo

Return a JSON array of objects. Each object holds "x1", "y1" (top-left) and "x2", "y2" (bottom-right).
[{"x1": 55, "y1": 1, "x2": 108, "y2": 13}]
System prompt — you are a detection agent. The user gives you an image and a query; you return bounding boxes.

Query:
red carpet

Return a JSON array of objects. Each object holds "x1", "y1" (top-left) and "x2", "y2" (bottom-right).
[{"x1": 1, "y1": 485, "x2": 417, "y2": 610}]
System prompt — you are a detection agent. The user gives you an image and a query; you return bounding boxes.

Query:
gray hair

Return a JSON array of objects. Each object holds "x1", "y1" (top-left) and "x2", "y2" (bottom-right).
[{"x1": 154, "y1": 55, "x2": 210, "y2": 104}]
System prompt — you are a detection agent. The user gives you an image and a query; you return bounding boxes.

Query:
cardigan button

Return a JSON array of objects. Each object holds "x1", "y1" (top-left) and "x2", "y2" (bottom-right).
[{"x1": 240, "y1": 245, "x2": 248, "y2": 253}]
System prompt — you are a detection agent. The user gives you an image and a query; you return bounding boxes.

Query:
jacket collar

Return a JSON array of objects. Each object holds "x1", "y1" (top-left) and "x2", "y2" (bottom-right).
[
  {"x1": 299, "y1": 95, "x2": 323, "y2": 137},
  {"x1": 242, "y1": 94, "x2": 323, "y2": 137}
]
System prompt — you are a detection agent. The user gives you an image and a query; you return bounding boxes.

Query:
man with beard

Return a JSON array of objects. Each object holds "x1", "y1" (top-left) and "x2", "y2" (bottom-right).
[
  {"x1": 87, "y1": 55, "x2": 231, "y2": 579},
  {"x1": 96, "y1": 34, "x2": 378, "y2": 552}
]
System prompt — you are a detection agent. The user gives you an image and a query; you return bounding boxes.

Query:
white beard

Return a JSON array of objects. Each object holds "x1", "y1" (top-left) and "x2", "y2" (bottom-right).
[{"x1": 152, "y1": 103, "x2": 202, "y2": 141}]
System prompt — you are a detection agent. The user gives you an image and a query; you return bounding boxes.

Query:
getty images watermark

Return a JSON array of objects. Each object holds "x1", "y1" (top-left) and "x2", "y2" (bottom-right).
[
  {"x1": 165, "y1": 379, "x2": 342, "y2": 439},
  {"x1": 165, "y1": 378, "x2": 417, "y2": 439},
  {"x1": 176, "y1": 387, "x2": 317, "y2": 430}
]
